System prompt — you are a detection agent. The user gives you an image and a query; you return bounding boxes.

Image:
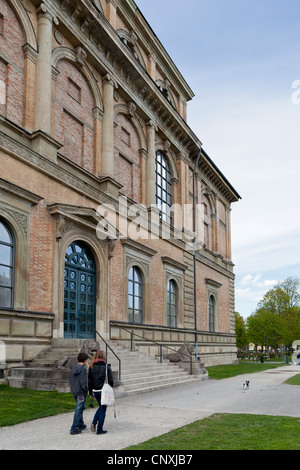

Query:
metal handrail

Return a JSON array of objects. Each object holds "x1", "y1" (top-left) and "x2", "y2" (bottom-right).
[
  {"x1": 75, "y1": 316, "x2": 121, "y2": 380},
  {"x1": 110, "y1": 321, "x2": 196, "y2": 375}
]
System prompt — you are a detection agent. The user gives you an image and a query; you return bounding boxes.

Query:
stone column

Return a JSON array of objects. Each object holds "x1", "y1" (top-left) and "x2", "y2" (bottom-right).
[
  {"x1": 34, "y1": 3, "x2": 57, "y2": 133},
  {"x1": 31, "y1": 3, "x2": 60, "y2": 161},
  {"x1": 101, "y1": 75, "x2": 115, "y2": 178},
  {"x1": 145, "y1": 120, "x2": 157, "y2": 206}
]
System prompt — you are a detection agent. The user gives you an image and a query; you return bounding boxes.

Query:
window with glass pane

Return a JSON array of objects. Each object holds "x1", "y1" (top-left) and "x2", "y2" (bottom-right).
[
  {"x1": 209, "y1": 295, "x2": 215, "y2": 332},
  {"x1": 64, "y1": 241, "x2": 96, "y2": 339},
  {"x1": 155, "y1": 150, "x2": 172, "y2": 224},
  {"x1": 128, "y1": 266, "x2": 143, "y2": 324},
  {"x1": 167, "y1": 280, "x2": 177, "y2": 327},
  {"x1": 0, "y1": 220, "x2": 14, "y2": 308}
]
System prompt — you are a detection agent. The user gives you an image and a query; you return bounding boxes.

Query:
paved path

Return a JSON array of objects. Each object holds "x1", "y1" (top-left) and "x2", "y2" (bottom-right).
[{"x1": 1, "y1": 365, "x2": 300, "y2": 450}]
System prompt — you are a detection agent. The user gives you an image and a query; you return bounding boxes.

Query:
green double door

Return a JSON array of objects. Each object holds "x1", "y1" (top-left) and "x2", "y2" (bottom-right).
[{"x1": 64, "y1": 242, "x2": 96, "y2": 339}]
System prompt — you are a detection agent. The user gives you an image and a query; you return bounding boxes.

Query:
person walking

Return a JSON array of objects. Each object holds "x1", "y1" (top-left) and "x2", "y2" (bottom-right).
[
  {"x1": 88, "y1": 350, "x2": 114, "y2": 435},
  {"x1": 69, "y1": 352, "x2": 89, "y2": 435}
]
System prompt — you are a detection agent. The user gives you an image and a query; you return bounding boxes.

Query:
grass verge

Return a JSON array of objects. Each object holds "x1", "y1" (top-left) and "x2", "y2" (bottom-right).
[
  {"x1": 284, "y1": 374, "x2": 300, "y2": 386},
  {"x1": 206, "y1": 361, "x2": 286, "y2": 379},
  {"x1": 125, "y1": 413, "x2": 300, "y2": 450},
  {"x1": 0, "y1": 384, "x2": 75, "y2": 427}
]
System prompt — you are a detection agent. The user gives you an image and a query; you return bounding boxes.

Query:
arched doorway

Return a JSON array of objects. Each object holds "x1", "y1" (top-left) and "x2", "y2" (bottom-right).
[{"x1": 64, "y1": 241, "x2": 96, "y2": 339}]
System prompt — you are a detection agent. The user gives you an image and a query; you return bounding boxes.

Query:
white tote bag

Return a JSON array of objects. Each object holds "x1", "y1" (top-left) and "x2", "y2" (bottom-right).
[{"x1": 101, "y1": 364, "x2": 115, "y2": 406}]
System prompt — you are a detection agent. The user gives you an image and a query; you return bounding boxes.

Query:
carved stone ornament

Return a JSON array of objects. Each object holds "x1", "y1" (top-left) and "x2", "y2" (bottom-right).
[
  {"x1": 38, "y1": 2, "x2": 59, "y2": 25},
  {"x1": 75, "y1": 46, "x2": 87, "y2": 66}
]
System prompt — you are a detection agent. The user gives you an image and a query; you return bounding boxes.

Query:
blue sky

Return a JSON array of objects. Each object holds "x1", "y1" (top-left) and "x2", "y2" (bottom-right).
[{"x1": 136, "y1": 0, "x2": 300, "y2": 319}]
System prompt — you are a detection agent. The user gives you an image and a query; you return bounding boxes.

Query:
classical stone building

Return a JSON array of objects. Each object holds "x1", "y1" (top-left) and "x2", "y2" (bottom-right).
[{"x1": 0, "y1": 0, "x2": 240, "y2": 374}]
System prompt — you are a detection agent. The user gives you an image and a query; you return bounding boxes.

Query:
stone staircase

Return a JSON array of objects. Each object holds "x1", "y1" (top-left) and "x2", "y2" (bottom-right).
[
  {"x1": 8, "y1": 339, "x2": 208, "y2": 396},
  {"x1": 107, "y1": 342, "x2": 207, "y2": 396},
  {"x1": 8, "y1": 340, "x2": 80, "y2": 393}
]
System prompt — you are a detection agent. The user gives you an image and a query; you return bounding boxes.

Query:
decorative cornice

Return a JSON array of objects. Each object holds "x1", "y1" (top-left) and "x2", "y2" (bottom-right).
[
  {"x1": 0, "y1": 178, "x2": 43, "y2": 205},
  {"x1": 205, "y1": 278, "x2": 223, "y2": 288},
  {"x1": 161, "y1": 257, "x2": 188, "y2": 272},
  {"x1": 121, "y1": 238, "x2": 157, "y2": 257},
  {"x1": 0, "y1": 129, "x2": 113, "y2": 207}
]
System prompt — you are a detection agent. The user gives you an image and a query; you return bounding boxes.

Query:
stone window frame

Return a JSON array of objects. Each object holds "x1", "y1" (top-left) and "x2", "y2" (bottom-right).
[
  {"x1": 121, "y1": 239, "x2": 157, "y2": 326},
  {"x1": 0, "y1": 179, "x2": 42, "y2": 311},
  {"x1": 0, "y1": 218, "x2": 15, "y2": 309},
  {"x1": 155, "y1": 150, "x2": 173, "y2": 225},
  {"x1": 205, "y1": 278, "x2": 222, "y2": 333},
  {"x1": 162, "y1": 257, "x2": 187, "y2": 329},
  {"x1": 208, "y1": 294, "x2": 215, "y2": 332},
  {"x1": 167, "y1": 278, "x2": 177, "y2": 328},
  {"x1": 128, "y1": 265, "x2": 143, "y2": 324}
]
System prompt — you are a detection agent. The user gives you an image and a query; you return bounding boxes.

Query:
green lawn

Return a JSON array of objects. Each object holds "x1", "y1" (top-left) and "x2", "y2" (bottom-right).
[
  {"x1": 206, "y1": 361, "x2": 287, "y2": 379},
  {"x1": 125, "y1": 413, "x2": 300, "y2": 450},
  {"x1": 285, "y1": 374, "x2": 300, "y2": 386},
  {"x1": 0, "y1": 385, "x2": 75, "y2": 427}
]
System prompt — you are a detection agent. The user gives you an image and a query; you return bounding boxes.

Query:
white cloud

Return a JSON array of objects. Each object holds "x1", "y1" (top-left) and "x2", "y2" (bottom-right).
[
  {"x1": 240, "y1": 274, "x2": 278, "y2": 288},
  {"x1": 235, "y1": 288, "x2": 250, "y2": 296}
]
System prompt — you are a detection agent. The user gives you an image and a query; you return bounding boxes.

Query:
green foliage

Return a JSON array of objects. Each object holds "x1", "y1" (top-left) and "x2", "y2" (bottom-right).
[
  {"x1": 246, "y1": 277, "x2": 300, "y2": 351},
  {"x1": 235, "y1": 312, "x2": 248, "y2": 349}
]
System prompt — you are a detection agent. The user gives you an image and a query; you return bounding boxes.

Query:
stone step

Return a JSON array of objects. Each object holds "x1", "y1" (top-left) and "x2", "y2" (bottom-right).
[
  {"x1": 8, "y1": 376, "x2": 71, "y2": 393},
  {"x1": 121, "y1": 371, "x2": 191, "y2": 387},
  {"x1": 8, "y1": 339, "x2": 207, "y2": 396},
  {"x1": 124, "y1": 377, "x2": 201, "y2": 396}
]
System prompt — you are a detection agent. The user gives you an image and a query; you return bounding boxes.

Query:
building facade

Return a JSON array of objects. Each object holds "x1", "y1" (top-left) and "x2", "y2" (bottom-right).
[{"x1": 0, "y1": 0, "x2": 240, "y2": 372}]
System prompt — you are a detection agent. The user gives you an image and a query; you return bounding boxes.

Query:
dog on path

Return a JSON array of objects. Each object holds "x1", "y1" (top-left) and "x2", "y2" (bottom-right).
[{"x1": 243, "y1": 380, "x2": 250, "y2": 390}]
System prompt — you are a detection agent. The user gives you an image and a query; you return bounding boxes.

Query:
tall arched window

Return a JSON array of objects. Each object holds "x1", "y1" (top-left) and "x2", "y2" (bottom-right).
[
  {"x1": 209, "y1": 295, "x2": 215, "y2": 332},
  {"x1": 155, "y1": 150, "x2": 172, "y2": 224},
  {"x1": 167, "y1": 280, "x2": 177, "y2": 327},
  {"x1": 128, "y1": 266, "x2": 143, "y2": 324},
  {"x1": 0, "y1": 220, "x2": 14, "y2": 308}
]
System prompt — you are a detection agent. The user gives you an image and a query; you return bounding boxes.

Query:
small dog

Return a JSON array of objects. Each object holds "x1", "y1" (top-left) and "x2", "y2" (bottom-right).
[{"x1": 243, "y1": 380, "x2": 250, "y2": 390}]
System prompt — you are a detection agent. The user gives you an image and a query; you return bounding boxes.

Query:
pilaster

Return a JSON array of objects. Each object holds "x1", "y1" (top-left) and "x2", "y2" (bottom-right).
[{"x1": 145, "y1": 120, "x2": 157, "y2": 206}]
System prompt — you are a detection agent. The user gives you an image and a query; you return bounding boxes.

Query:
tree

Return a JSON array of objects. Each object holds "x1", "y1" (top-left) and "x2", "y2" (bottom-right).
[
  {"x1": 235, "y1": 312, "x2": 248, "y2": 350},
  {"x1": 247, "y1": 277, "x2": 300, "y2": 353}
]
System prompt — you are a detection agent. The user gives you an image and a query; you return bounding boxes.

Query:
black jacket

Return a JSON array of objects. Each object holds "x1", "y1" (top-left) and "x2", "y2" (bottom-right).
[
  {"x1": 88, "y1": 361, "x2": 114, "y2": 395},
  {"x1": 69, "y1": 363, "x2": 88, "y2": 397}
]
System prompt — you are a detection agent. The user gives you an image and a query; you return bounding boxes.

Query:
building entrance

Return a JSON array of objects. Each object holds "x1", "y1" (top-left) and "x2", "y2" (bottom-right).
[{"x1": 64, "y1": 241, "x2": 96, "y2": 339}]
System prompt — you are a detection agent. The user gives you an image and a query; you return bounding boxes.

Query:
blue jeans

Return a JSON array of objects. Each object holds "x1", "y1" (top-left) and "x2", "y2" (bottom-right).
[
  {"x1": 92, "y1": 392, "x2": 107, "y2": 433},
  {"x1": 70, "y1": 395, "x2": 86, "y2": 433}
]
